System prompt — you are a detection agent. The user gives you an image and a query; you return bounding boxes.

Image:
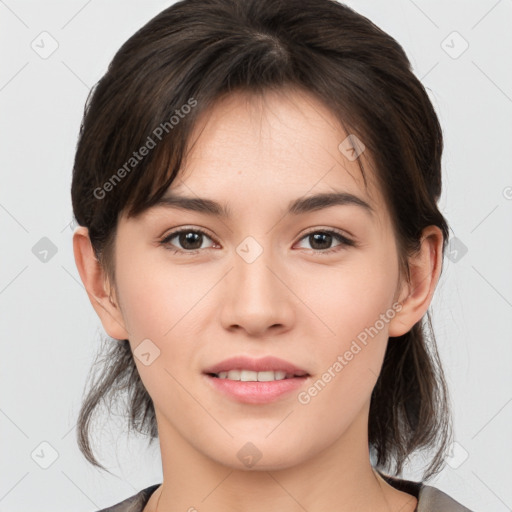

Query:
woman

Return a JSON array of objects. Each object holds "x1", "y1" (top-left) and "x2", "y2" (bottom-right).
[{"x1": 71, "y1": 0, "x2": 474, "y2": 510}]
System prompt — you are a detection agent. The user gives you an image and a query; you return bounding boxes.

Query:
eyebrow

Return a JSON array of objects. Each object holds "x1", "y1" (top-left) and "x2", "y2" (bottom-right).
[{"x1": 150, "y1": 191, "x2": 374, "y2": 218}]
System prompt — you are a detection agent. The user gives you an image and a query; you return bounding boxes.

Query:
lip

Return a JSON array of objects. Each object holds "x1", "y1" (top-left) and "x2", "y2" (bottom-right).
[
  {"x1": 203, "y1": 356, "x2": 309, "y2": 376},
  {"x1": 203, "y1": 356, "x2": 310, "y2": 405},
  {"x1": 204, "y1": 375, "x2": 308, "y2": 404}
]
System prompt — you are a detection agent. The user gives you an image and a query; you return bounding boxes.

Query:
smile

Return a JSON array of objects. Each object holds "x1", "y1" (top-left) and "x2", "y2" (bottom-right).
[
  {"x1": 203, "y1": 356, "x2": 310, "y2": 404},
  {"x1": 211, "y1": 369, "x2": 304, "y2": 381}
]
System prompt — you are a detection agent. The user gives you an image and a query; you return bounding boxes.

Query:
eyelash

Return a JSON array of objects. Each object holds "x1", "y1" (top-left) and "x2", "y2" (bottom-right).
[{"x1": 159, "y1": 226, "x2": 356, "y2": 256}]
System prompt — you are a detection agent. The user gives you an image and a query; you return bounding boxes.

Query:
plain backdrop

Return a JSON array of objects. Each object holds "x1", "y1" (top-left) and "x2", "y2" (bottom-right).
[{"x1": 1, "y1": 1, "x2": 511, "y2": 511}]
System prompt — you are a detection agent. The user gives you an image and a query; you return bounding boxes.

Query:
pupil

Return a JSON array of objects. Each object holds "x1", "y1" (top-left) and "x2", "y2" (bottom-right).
[
  {"x1": 180, "y1": 232, "x2": 202, "y2": 250},
  {"x1": 176, "y1": 232, "x2": 333, "y2": 251},
  {"x1": 310, "y1": 232, "x2": 331, "y2": 250}
]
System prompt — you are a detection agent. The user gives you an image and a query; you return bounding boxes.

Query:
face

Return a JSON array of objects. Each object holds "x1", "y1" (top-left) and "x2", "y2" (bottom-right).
[{"x1": 110, "y1": 88, "x2": 405, "y2": 471}]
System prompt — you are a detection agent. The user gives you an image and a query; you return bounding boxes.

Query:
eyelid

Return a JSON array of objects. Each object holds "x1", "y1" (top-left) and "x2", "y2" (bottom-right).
[
  {"x1": 159, "y1": 226, "x2": 219, "y2": 252},
  {"x1": 294, "y1": 227, "x2": 357, "y2": 253},
  {"x1": 161, "y1": 225, "x2": 216, "y2": 240},
  {"x1": 159, "y1": 225, "x2": 357, "y2": 254},
  {"x1": 298, "y1": 226, "x2": 354, "y2": 242}
]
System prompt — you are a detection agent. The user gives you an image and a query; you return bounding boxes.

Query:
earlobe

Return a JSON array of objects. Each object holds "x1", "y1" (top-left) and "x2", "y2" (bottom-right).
[
  {"x1": 388, "y1": 226, "x2": 443, "y2": 338},
  {"x1": 72, "y1": 226, "x2": 130, "y2": 340}
]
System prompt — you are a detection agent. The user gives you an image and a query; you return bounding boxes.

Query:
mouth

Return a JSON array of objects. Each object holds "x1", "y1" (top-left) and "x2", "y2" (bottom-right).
[
  {"x1": 206, "y1": 369, "x2": 309, "y2": 381},
  {"x1": 202, "y1": 356, "x2": 310, "y2": 404}
]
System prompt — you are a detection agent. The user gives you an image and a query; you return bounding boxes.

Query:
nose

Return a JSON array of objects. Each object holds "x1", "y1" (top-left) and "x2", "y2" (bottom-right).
[{"x1": 220, "y1": 246, "x2": 296, "y2": 337}]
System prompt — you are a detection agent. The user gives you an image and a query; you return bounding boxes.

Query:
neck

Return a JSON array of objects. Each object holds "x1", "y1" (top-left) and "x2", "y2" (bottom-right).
[{"x1": 149, "y1": 407, "x2": 417, "y2": 512}]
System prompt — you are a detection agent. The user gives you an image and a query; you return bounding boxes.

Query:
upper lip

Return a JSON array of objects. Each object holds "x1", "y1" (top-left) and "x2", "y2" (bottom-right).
[{"x1": 203, "y1": 356, "x2": 309, "y2": 376}]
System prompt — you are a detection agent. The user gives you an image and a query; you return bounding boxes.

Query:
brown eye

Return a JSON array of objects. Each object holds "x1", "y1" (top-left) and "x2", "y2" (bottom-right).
[
  {"x1": 296, "y1": 229, "x2": 355, "y2": 254},
  {"x1": 161, "y1": 228, "x2": 216, "y2": 253}
]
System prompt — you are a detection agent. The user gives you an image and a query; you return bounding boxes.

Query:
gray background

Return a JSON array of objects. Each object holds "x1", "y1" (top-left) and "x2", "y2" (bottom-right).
[{"x1": 1, "y1": 1, "x2": 511, "y2": 511}]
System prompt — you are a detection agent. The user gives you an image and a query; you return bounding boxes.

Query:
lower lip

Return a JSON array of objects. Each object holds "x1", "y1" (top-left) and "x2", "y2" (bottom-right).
[{"x1": 204, "y1": 374, "x2": 309, "y2": 404}]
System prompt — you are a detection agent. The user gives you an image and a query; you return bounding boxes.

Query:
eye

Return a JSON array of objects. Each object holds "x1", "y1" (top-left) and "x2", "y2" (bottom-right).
[
  {"x1": 160, "y1": 227, "x2": 217, "y2": 254},
  {"x1": 295, "y1": 229, "x2": 356, "y2": 254},
  {"x1": 159, "y1": 226, "x2": 356, "y2": 256}
]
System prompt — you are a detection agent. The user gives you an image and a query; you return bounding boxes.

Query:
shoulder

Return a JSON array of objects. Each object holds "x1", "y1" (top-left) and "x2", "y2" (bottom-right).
[
  {"x1": 378, "y1": 471, "x2": 476, "y2": 512},
  {"x1": 94, "y1": 484, "x2": 161, "y2": 512},
  {"x1": 417, "y1": 484, "x2": 476, "y2": 512},
  {"x1": 92, "y1": 479, "x2": 476, "y2": 512}
]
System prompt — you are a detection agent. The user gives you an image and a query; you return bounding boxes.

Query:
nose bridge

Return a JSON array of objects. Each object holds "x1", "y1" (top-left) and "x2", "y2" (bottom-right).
[
  {"x1": 235, "y1": 244, "x2": 276, "y2": 300},
  {"x1": 221, "y1": 237, "x2": 294, "y2": 334}
]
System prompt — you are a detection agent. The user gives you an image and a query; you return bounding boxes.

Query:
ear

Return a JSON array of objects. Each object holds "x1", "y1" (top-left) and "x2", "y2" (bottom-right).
[
  {"x1": 72, "y1": 226, "x2": 130, "y2": 340},
  {"x1": 388, "y1": 225, "x2": 444, "y2": 338}
]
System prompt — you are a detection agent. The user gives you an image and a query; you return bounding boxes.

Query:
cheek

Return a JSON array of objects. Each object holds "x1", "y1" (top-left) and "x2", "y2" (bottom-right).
[
  {"x1": 294, "y1": 250, "x2": 399, "y2": 410},
  {"x1": 114, "y1": 256, "x2": 208, "y2": 403},
  {"x1": 297, "y1": 251, "x2": 399, "y2": 347},
  {"x1": 296, "y1": 272, "x2": 395, "y2": 432},
  {"x1": 115, "y1": 247, "x2": 206, "y2": 340},
  {"x1": 114, "y1": 252, "x2": 216, "y2": 387}
]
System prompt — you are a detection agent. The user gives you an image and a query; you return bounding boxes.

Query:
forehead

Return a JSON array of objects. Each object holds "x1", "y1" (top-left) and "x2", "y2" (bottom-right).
[
  {"x1": 132, "y1": 87, "x2": 390, "y2": 232},
  {"x1": 177, "y1": 88, "x2": 381, "y2": 205}
]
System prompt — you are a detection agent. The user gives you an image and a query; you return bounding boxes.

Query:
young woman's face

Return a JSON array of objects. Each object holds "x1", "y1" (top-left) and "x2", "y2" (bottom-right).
[{"x1": 111, "y1": 88, "x2": 407, "y2": 470}]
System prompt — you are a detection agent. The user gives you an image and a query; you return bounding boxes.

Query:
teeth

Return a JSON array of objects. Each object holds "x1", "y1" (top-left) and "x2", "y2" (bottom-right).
[
  {"x1": 215, "y1": 369, "x2": 289, "y2": 381},
  {"x1": 240, "y1": 370, "x2": 258, "y2": 381}
]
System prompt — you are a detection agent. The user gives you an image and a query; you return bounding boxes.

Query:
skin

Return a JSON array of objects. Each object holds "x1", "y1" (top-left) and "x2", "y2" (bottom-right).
[{"x1": 74, "y1": 87, "x2": 443, "y2": 512}]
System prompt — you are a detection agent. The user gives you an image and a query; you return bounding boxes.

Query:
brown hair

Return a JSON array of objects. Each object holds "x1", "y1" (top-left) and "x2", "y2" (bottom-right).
[{"x1": 71, "y1": 0, "x2": 452, "y2": 479}]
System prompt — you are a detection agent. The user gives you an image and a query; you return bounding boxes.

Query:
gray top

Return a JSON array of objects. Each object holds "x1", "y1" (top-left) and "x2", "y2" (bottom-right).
[{"x1": 95, "y1": 473, "x2": 475, "y2": 512}]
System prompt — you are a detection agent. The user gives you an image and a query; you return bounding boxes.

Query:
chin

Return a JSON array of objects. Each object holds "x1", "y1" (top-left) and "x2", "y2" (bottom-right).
[{"x1": 202, "y1": 436, "x2": 313, "y2": 472}]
